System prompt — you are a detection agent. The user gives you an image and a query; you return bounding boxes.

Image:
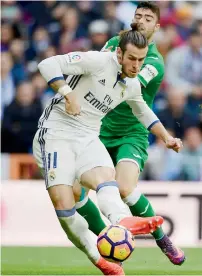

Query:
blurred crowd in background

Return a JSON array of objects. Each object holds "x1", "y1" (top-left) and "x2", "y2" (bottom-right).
[{"x1": 1, "y1": 1, "x2": 202, "y2": 181}]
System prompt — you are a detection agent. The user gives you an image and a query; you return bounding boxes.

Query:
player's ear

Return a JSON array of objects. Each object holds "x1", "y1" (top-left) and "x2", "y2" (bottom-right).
[
  {"x1": 117, "y1": 47, "x2": 123, "y2": 62},
  {"x1": 154, "y1": 23, "x2": 160, "y2": 33}
]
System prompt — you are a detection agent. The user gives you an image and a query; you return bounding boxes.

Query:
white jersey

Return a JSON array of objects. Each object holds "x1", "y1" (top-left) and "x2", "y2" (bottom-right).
[{"x1": 38, "y1": 51, "x2": 159, "y2": 134}]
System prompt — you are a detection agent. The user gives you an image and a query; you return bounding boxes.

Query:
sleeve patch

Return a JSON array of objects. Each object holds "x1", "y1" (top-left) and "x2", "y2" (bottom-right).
[
  {"x1": 66, "y1": 53, "x2": 82, "y2": 63},
  {"x1": 138, "y1": 64, "x2": 158, "y2": 85}
]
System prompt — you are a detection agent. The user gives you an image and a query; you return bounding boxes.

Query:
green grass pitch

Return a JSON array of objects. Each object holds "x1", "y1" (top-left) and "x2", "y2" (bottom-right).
[{"x1": 1, "y1": 247, "x2": 202, "y2": 275}]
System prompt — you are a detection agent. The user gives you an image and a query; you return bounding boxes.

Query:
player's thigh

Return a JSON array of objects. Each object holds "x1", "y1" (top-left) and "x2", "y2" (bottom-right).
[
  {"x1": 115, "y1": 143, "x2": 144, "y2": 197},
  {"x1": 33, "y1": 128, "x2": 76, "y2": 190},
  {"x1": 78, "y1": 138, "x2": 115, "y2": 190}
]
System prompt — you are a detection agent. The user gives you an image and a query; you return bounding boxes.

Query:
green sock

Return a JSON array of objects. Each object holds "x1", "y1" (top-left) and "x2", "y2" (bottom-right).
[
  {"x1": 129, "y1": 194, "x2": 164, "y2": 240},
  {"x1": 77, "y1": 198, "x2": 106, "y2": 236}
]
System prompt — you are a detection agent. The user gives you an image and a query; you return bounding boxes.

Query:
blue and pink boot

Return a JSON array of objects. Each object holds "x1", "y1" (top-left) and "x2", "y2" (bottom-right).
[{"x1": 156, "y1": 235, "x2": 185, "y2": 265}]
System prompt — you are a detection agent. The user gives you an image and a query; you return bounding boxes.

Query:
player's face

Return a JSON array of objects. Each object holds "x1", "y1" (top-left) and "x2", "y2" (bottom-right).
[
  {"x1": 118, "y1": 43, "x2": 148, "y2": 78},
  {"x1": 133, "y1": 8, "x2": 160, "y2": 40}
]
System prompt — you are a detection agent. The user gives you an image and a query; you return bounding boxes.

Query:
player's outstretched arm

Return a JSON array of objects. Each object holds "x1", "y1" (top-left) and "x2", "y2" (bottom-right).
[
  {"x1": 127, "y1": 82, "x2": 183, "y2": 153},
  {"x1": 129, "y1": 99, "x2": 182, "y2": 152}
]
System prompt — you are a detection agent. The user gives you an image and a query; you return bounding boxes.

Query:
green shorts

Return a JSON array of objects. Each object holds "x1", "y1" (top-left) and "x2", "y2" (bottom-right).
[{"x1": 100, "y1": 135, "x2": 149, "y2": 172}]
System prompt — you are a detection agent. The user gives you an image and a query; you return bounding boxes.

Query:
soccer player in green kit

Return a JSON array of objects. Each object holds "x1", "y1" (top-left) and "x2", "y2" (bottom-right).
[{"x1": 76, "y1": 2, "x2": 185, "y2": 265}]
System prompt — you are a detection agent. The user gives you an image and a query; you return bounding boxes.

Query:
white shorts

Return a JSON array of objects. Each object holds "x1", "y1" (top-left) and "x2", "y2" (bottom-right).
[{"x1": 33, "y1": 128, "x2": 114, "y2": 189}]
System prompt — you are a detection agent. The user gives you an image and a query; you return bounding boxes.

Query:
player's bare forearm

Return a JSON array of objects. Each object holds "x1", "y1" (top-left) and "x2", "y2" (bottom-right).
[
  {"x1": 150, "y1": 122, "x2": 172, "y2": 143},
  {"x1": 49, "y1": 80, "x2": 73, "y2": 102},
  {"x1": 49, "y1": 79, "x2": 80, "y2": 116},
  {"x1": 150, "y1": 122, "x2": 183, "y2": 152},
  {"x1": 49, "y1": 80, "x2": 67, "y2": 93}
]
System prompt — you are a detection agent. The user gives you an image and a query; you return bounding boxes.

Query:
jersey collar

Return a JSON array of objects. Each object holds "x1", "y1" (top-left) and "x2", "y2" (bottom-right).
[
  {"x1": 112, "y1": 53, "x2": 127, "y2": 86},
  {"x1": 113, "y1": 72, "x2": 126, "y2": 88},
  {"x1": 149, "y1": 41, "x2": 155, "y2": 49},
  {"x1": 112, "y1": 53, "x2": 122, "y2": 73}
]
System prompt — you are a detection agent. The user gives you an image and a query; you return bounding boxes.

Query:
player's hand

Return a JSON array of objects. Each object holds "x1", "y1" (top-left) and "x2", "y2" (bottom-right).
[
  {"x1": 65, "y1": 93, "x2": 81, "y2": 116},
  {"x1": 165, "y1": 137, "x2": 183, "y2": 153}
]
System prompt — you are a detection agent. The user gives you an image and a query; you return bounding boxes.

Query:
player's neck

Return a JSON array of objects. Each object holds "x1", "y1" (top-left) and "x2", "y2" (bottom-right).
[
  {"x1": 148, "y1": 36, "x2": 154, "y2": 44},
  {"x1": 120, "y1": 72, "x2": 126, "y2": 79}
]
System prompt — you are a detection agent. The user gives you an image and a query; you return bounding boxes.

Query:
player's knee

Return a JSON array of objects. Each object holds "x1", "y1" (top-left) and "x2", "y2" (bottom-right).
[
  {"x1": 91, "y1": 167, "x2": 115, "y2": 185},
  {"x1": 73, "y1": 180, "x2": 82, "y2": 202},
  {"x1": 48, "y1": 185, "x2": 75, "y2": 210},
  {"x1": 116, "y1": 176, "x2": 136, "y2": 198},
  {"x1": 118, "y1": 178, "x2": 138, "y2": 198},
  {"x1": 115, "y1": 161, "x2": 139, "y2": 198},
  {"x1": 81, "y1": 167, "x2": 115, "y2": 190},
  {"x1": 118, "y1": 185, "x2": 134, "y2": 198},
  {"x1": 52, "y1": 200, "x2": 69, "y2": 210}
]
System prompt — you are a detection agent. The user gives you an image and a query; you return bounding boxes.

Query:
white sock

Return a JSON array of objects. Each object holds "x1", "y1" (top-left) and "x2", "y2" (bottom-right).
[
  {"x1": 56, "y1": 208, "x2": 100, "y2": 263},
  {"x1": 122, "y1": 187, "x2": 141, "y2": 206},
  {"x1": 96, "y1": 181, "x2": 132, "y2": 224}
]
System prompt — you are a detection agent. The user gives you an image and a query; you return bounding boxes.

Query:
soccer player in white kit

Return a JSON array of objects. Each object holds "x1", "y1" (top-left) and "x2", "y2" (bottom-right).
[{"x1": 33, "y1": 29, "x2": 182, "y2": 275}]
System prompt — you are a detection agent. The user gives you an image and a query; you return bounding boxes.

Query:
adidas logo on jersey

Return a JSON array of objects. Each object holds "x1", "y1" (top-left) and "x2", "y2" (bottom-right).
[{"x1": 98, "y1": 79, "x2": 106, "y2": 86}]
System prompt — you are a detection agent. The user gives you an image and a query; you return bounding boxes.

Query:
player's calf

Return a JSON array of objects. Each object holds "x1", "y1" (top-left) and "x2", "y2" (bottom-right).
[
  {"x1": 76, "y1": 193, "x2": 107, "y2": 236},
  {"x1": 116, "y1": 161, "x2": 166, "y2": 240},
  {"x1": 81, "y1": 167, "x2": 163, "y2": 236},
  {"x1": 48, "y1": 185, "x2": 101, "y2": 264},
  {"x1": 81, "y1": 167, "x2": 132, "y2": 224},
  {"x1": 49, "y1": 185, "x2": 125, "y2": 274}
]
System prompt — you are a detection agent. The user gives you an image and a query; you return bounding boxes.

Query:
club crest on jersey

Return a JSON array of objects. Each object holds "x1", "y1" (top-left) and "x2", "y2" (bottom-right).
[{"x1": 49, "y1": 170, "x2": 56, "y2": 181}]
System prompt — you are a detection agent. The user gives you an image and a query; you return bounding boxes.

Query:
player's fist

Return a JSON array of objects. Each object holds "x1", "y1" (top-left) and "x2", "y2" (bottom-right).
[
  {"x1": 65, "y1": 93, "x2": 81, "y2": 116},
  {"x1": 165, "y1": 137, "x2": 183, "y2": 153}
]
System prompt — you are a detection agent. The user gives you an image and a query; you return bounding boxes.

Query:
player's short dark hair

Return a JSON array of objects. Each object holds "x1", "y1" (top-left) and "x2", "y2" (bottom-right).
[
  {"x1": 136, "y1": 1, "x2": 160, "y2": 22},
  {"x1": 118, "y1": 23, "x2": 148, "y2": 52}
]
